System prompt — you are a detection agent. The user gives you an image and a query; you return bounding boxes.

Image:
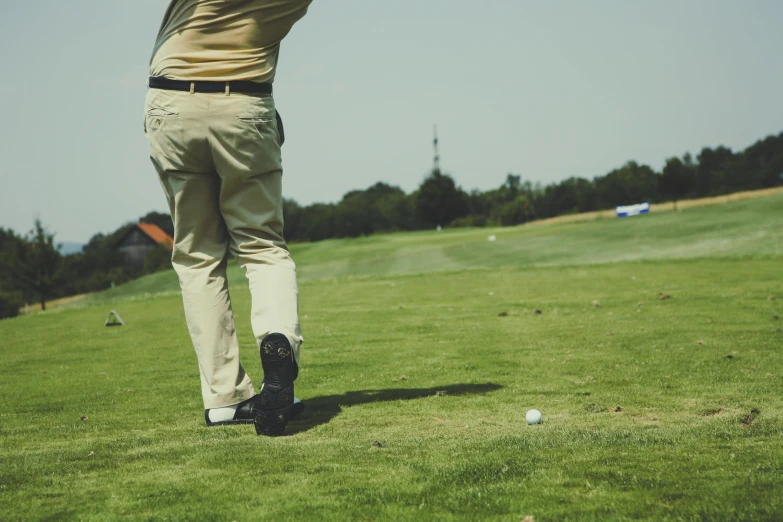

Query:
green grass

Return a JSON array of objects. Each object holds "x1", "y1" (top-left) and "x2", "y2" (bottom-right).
[{"x1": 1, "y1": 195, "x2": 782, "y2": 521}]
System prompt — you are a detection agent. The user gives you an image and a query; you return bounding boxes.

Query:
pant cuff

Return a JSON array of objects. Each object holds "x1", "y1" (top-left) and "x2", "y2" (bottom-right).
[{"x1": 203, "y1": 381, "x2": 255, "y2": 410}]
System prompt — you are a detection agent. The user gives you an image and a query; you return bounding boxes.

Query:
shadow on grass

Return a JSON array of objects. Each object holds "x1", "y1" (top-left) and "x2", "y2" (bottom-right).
[{"x1": 287, "y1": 382, "x2": 503, "y2": 435}]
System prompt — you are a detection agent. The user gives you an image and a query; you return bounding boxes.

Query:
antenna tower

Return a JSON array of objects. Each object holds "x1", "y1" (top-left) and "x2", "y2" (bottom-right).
[{"x1": 433, "y1": 125, "x2": 440, "y2": 172}]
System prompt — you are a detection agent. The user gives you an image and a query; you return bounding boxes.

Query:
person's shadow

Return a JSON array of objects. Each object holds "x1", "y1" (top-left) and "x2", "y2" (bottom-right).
[{"x1": 287, "y1": 382, "x2": 503, "y2": 435}]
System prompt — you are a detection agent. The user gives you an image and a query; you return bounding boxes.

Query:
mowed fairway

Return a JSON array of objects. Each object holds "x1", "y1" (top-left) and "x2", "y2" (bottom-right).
[{"x1": 1, "y1": 195, "x2": 782, "y2": 521}]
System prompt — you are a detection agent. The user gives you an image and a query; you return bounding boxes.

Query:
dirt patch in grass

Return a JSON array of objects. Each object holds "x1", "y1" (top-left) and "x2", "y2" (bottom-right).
[
  {"x1": 585, "y1": 403, "x2": 608, "y2": 413},
  {"x1": 740, "y1": 409, "x2": 761, "y2": 426}
]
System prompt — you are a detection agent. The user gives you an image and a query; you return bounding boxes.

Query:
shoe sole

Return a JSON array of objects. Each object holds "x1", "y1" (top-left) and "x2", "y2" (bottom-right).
[
  {"x1": 254, "y1": 334, "x2": 296, "y2": 436},
  {"x1": 254, "y1": 405, "x2": 293, "y2": 436},
  {"x1": 253, "y1": 400, "x2": 305, "y2": 435}
]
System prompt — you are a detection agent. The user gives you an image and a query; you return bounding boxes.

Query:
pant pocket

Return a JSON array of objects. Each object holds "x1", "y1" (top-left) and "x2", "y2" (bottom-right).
[{"x1": 275, "y1": 110, "x2": 285, "y2": 146}]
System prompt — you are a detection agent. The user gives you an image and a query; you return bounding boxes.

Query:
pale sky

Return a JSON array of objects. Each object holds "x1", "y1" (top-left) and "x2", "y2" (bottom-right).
[{"x1": 1, "y1": 1, "x2": 782, "y2": 243}]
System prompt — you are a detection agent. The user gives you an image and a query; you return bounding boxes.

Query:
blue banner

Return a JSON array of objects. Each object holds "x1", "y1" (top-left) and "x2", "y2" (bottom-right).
[{"x1": 616, "y1": 202, "x2": 650, "y2": 218}]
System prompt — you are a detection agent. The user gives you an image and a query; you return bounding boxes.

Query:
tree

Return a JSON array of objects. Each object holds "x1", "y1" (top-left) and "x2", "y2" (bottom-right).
[
  {"x1": 282, "y1": 198, "x2": 304, "y2": 242},
  {"x1": 4, "y1": 219, "x2": 63, "y2": 311},
  {"x1": 0, "y1": 292, "x2": 22, "y2": 320},
  {"x1": 539, "y1": 177, "x2": 597, "y2": 217},
  {"x1": 696, "y1": 146, "x2": 734, "y2": 196},
  {"x1": 499, "y1": 194, "x2": 535, "y2": 226},
  {"x1": 414, "y1": 169, "x2": 470, "y2": 228},
  {"x1": 660, "y1": 156, "x2": 695, "y2": 210},
  {"x1": 143, "y1": 243, "x2": 173, "y2": 274},
  {"x1": 741, "y1": 132, "x2": 783, "y2": 188},
  {"x1": 595, "y1": 161, "x2": 660, "y2": 208},
  {"x1": 0, "y1": 229, "x2": 22, "y2": 294}
]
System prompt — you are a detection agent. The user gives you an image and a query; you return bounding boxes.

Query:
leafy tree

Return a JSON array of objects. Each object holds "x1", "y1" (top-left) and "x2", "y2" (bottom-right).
[
  {"x1": 741, "y1": 132, "x2": 783, "y2": 188},
  {"x1": 414, "y1": 169, "x2": 470, "y2": 228},
  {"x1": 0, "y1": 229, "x2": 23, "y2": 294},
  {"x1": 539, "y1": 177, "x2": 596, "y2": 217},
  {"x1": 143, "y1": 243, "x2": 173, "y2": 274},
  {"x1": 595, "y1": 161, "x2": 659, "y2": 208},
  {"x1": 696, "y1": 146, "x2": 735, "y2": 196},
  {"x1": 297, "y1": 203, "x2": 339, "y2": 242},
  {"x1": 3, "y1": 219, "x2": 63, "y2": 310},
  {"x1": 498, "y1": 194, "x2": 535, "y2": 226},
  {"x1": 282, "y1": 198, "x2": 304, "y2": 242},
  {"x1": 660, "y1": 156, "x2": 695, "y2": 210},
  {"x1": 375, "y1": 190, "x2": 417, "y2": 231},
  {"x1": 0, "y1": 292, "x2": 22, "y2": 320}
]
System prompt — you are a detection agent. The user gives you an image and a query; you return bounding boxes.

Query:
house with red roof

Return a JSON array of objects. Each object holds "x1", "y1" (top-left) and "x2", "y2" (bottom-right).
[{"x1": 114, "y1": 223, "x2": 174, "y2": 270}]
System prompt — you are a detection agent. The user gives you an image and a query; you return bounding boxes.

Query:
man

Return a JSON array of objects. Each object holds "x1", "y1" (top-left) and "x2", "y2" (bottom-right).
[{"x1": 144, "y1": 0, "x2": 312, "y2": 436}]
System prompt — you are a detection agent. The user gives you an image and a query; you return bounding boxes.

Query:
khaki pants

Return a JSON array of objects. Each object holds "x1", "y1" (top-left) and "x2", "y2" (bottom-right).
[{"x1": 144, "y1": 87, "x2": 302, "y2": 409}]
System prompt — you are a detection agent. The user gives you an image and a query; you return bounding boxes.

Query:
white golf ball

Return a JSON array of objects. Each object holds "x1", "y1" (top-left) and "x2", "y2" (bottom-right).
[{"x1": 526, "y1": 409, "x2": 542, "y2": 425}]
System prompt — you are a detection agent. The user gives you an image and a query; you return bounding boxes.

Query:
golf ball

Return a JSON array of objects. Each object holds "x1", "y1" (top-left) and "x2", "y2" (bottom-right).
[{"x1": 526, "y1": 409, "x2": 542, "y2": 425}]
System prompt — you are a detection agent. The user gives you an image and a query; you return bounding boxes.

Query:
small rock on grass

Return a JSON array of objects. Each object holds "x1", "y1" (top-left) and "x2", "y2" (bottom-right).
[
  {"x1": 498, "y1": 311, "x2": 508, "y2": 317},
  {"x1": 372, "y1": 441, "x2": 383, "y2": 448},
  {"x1": 658, "y1": 293, "x2": 672, "y2": 300},
  {"x1": 535, "y1": 309, "x2": 542, "y2": 315},
  {"x1": 80, "y1": 416, "x2": 88, "y2": 421}
]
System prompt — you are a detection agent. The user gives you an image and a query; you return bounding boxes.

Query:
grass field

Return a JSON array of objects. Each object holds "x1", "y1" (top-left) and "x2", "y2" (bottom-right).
[{"x1": 1, "y1": 195, "x2": 782, "y2": 520}]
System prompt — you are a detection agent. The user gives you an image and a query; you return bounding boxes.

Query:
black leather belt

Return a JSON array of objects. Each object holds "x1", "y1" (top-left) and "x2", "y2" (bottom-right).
[{"x1": 148, "y1": 76, "x2": 273, "y2": 95}]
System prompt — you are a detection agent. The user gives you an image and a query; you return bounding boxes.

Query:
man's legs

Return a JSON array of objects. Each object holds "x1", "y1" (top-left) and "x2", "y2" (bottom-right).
[
  {"x1": 146, "y1": 89, "x2": 255, "y2": 411},
  {"x1": 208, "y1": 92, "x2": 303, "y2": 435}
]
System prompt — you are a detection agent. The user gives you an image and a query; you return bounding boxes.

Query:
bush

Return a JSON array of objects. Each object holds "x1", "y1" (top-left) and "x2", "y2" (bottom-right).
[
  {"x1": 143, "y1": 246, "x2": 173, "y2": 274},
  {"x1": 0, "y1": 293, "x2": 22, "y2": 320},
  {"x1": 450, "y1": 214, "x2": 487, "y2": 228}
]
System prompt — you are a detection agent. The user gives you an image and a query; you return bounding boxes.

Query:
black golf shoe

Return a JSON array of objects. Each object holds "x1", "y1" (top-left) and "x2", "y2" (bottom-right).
[
  {"x1": 254, "y1": 333, "x2": 298, "y2": 436},
  {"x1": 205, "y1": 395, "x2": 304, "y2": 427}
]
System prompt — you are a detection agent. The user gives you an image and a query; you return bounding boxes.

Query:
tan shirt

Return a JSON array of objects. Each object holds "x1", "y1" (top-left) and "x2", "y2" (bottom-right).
[{"x1": 150, "y1": 0, "x2": 312, "y2": 83}]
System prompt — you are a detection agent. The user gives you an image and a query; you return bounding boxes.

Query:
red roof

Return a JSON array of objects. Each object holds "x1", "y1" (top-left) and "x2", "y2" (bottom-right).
[{"x1": 137, "y1": 223, "x2": 174, "y2": 251}]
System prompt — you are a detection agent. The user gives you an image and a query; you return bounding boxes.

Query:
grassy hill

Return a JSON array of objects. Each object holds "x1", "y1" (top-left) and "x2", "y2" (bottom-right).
[
  {"x1": 1, "y1": 194, "x2": 782, "y2": 520},
  {"x1": 83, "y1": 193, "x2": 782, "y2": 305}
]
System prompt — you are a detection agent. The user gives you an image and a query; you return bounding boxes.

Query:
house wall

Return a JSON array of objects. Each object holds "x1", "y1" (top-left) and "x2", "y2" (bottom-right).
[{"x1": 117, "y1": 228, "x2": 155, "y2": 270}]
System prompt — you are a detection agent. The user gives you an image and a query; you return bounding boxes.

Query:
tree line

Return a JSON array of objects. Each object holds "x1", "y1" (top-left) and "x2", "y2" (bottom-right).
[
  {"x1": 1, "y1": 131, "x2": 782, "y2": 319},
  {"x1": 283, "y1": 132, "x2": 783, "y2": 241}
]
